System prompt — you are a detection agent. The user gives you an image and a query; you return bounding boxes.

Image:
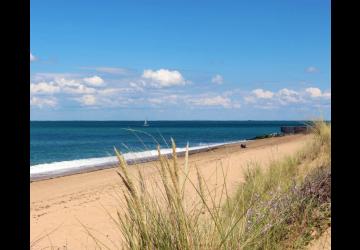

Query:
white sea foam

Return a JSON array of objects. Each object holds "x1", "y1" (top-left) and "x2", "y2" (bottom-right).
[{"x1": 30, "y1": 140, "x2": 247, "y2": 181}]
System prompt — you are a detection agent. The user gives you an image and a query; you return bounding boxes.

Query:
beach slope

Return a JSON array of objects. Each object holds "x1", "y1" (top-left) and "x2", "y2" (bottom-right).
[{"x1": 30, "y1": 134, "x2": 310, "y2": 249}]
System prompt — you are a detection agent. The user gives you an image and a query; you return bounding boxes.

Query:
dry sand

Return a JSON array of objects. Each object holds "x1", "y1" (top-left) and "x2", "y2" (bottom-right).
[
  {"x1": 30, "y1": 134, "x2": 311, "y2": 249},
  {"x1": 307, "y1": 227, "x2": 331, "y2": 250}
]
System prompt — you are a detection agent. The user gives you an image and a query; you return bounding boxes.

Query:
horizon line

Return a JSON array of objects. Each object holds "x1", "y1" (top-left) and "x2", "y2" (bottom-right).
[{"x1": 30, "y1": 119, "x2": 330, "y2": 122}]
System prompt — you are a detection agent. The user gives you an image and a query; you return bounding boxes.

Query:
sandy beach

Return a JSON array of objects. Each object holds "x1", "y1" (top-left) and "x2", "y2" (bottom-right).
[{"x1": 30, "y1": 134, "x2": 311, "y2": 249}]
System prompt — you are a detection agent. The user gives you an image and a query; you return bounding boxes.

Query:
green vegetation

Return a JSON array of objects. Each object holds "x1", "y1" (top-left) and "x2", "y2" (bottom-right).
[
  {"x1": 111, "y1": 121, "x2": 331, "y2": 249},
  {"x1": 251, "y1": 133, "x2": 283, "y2": 140}
]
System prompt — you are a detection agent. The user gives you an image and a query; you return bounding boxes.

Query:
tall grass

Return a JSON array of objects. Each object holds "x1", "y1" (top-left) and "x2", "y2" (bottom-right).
[{"x1": 111, "y1": 121, "x2": 331, "y2": 249}]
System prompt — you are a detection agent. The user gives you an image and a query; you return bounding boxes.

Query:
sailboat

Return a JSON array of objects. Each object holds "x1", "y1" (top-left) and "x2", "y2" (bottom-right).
[{"x1": 143, "y1": 118, "x2": 149, "y2": 127}]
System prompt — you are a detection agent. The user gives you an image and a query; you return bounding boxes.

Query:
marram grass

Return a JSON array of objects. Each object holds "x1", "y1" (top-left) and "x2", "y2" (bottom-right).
[{"x1": 106, "y1": 121, "x2": 331, "y2": 249}]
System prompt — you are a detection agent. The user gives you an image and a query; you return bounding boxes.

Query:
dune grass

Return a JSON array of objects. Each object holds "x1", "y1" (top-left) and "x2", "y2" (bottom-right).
[{"x1": 108, "y1": 121, "x2": 331, "y2": 249}]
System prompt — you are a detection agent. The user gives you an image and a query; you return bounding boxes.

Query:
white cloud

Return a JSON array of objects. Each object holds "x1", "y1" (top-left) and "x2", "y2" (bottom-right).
[
  {"x1": 63, "y1": 84, "x2": 96, "y2": 94},
  {"x1": 74, "y1": 93, "x2": 137, "y2": 108},
  {"x1": 129, "y1": 81, "x2": 146, "y2": 92},
  {"x1": 78, "y1": 95, "x2": 97, "y2": 106},
  {"x1": 31, "y1": 69, "x2": 330, "y2": 113},
  {"x1": 30, "y1": 73, "x2": 136, "y2": 108},
  {"x1": 252, "y1": 89, "x2": 274, "y2": 99},
  {"x1": 97, "y1": 88, "x2": 126, "y2": 96},
  {"x1": 83, "y1": 75, "x2": 104, "y2": 86},
  {"x1": 305, "y1": 87, "x2": 331, "y2": 99},
  {"x1": 278, "y1": 88, "x2": 298, "y2": 96},
  {"x1": 305, "y1": 87, "x2": 322, "y2": 97},
  {"x1": 190, "y1": 96, "x2": 232, "y2": 108},
  {"x1": 142, "y1": 69, "x2": 186, "y2": 88},
  {"x1": 211, "y1": 74, "x2": 224, "y2": 84},
  {"x1": 31, "y1": 77, "x2": 97, "y2": 95},
  {"x1": 249, "y1": 88, "x2": 301, "y2": 105},
  {"x1": 305, "y1": 66, "x2": 319, "y2": 73},
  {"x1": 55, "y1": 78, "x2": 82, "y2": 87},
  {"x1": 277, "y1": 88, "x2": 301, "y2": 103},
  {"x1": 30, "y1": 82, "x2": 60, "y2": 94},
  {"x1": 30, "y1": 97, "x2": 57, "y2": 108},
  {"x1": 30, "y1": 53, "x2": 36, "y2": 62},
  {"x1": 145, "y1": 93, "x2": 238, "y2": 109},
  {"x1": 245, "y1": 87, "x2": 330, "y2": 110}
]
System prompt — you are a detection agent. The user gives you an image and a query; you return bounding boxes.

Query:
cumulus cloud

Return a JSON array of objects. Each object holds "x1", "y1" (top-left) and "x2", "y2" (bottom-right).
[
  {"x1": 30, "y1": 97, "x2": 57, "y2": 108},
  {"x1": 245, "y1": 86, "x2": 330, "y2": 110},
  {"x1": 305, "y1": 87, "x2": 331, "y2": 99},
  {"x1": 30, "y1": 73, "x2": 138, "y2": 108},
  {"x1": 63, "y1": 84, "x2": 96, "y2": 95},
  {"x1": 190, "y1": 96, "x2": 232, "y2": 108},
  {"x1": 305, "y1": 87, "x2": 322, "y2": 97},
  {"x1": 83, "y1": 75, "x2": 104, "y2": 86},
  {"x1": 252, "y1": 89, "x2": 274, "y2": 99},
  {"x1": 129, "y1": 81, "x2": 146, "y2": 92},
  {"x1": 305, "y1": 66, "x2": 319, "y2": 73},
  {"x1": 30, "y1": 53, "x2": 36, "y2": 62},
  {"x1": 97, "y1": 88, "x2": 128, "y2": 96},
  {"x1": 277, "y1": 88, "x2": 302, "y2": 104},
  {"x1": 30, "y1": 82, "x2": 60, "y2": 94},
  {"x1": 74, "y1": 93, "x2": 138, "y2": 108},
  {"x1": 30, "y1": 77, "x2": 96, "y2": 95},
  {"x1": 145, "y1": 93, "x2": 241, "y2": 109},
  {"x1": 34, "y1": 73, "x2": 115, "y2": 92},
  {"x1": 55, "y1": 78, "x2": 82, "y2": 87},
  {"x1": 142, "y1": 69, "x2": 186, "y2": 88},
  {"x1": 31, "y1": 69, "x2": 330, "y2": 113},
  {"x1": 211, "y1": 74, "x2": 224, "y2": 84}
]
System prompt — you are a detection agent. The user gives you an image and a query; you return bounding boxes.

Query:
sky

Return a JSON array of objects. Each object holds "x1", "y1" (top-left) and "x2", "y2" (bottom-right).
[{"x1": 30, "y1": 0, "x2": 331, "y2": 120}]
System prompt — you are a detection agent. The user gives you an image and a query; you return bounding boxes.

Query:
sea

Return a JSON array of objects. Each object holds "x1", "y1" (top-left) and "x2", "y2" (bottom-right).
[{"x1": 30, "y1": 121, "x2": 308, "y2": 180}]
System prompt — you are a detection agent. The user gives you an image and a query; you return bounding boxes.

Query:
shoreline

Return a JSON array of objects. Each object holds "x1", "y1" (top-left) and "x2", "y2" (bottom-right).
[
  {"x1": 30, "y1": 139, "x2": 249, "y2": 181},
  {"x1": 30, "y1": 132, "x2": 305, "y2": 182}
]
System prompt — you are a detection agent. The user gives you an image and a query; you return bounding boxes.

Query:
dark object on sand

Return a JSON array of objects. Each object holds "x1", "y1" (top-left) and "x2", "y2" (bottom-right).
[{"x1": 241, "y1": 144, "x2": 247, "y2": 148}]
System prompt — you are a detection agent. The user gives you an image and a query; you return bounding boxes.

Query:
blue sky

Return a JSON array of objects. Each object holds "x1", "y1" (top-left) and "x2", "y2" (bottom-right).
[{"x1": 30, "y1": 0, "x2": 331, "y2": 120}]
